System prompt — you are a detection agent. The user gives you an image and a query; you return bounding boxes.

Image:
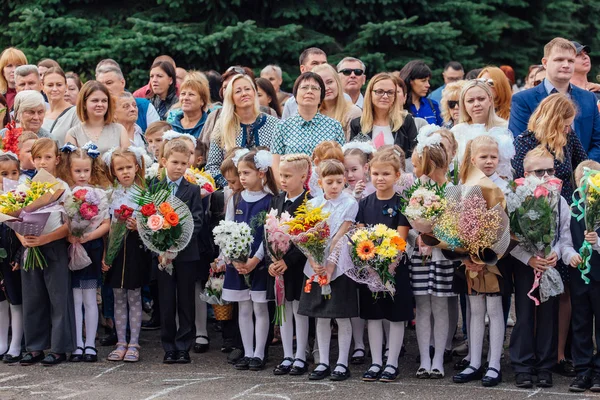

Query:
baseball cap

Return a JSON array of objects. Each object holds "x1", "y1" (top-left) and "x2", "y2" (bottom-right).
[{"x1": 572, "y1": 41, "x2": 591, "y2": 55}]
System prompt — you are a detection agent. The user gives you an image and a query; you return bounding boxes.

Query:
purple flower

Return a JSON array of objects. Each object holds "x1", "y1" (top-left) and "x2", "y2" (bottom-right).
[{"x1": 85, "y1": 189, "x2": 100, "y2": 205}]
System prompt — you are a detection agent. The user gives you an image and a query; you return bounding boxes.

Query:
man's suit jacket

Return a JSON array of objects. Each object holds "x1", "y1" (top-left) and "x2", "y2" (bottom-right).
[{"x1": 509, "y1": 80, "x2": 600, "y2": 162}]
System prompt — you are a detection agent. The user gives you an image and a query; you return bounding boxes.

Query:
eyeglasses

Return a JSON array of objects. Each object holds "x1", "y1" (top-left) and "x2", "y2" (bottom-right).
[
  {"x1": 339, "y1": 68, "x2": 364, "y2": 77},
  {"x1": 298, "y1": 85, "x2": 321, "y2": 92},
  {"x1": 447, "y1": 100, "x2": 459, "y2": 109},
  {"x1": 527, "y1": 168, "x2": 555, "y2": 178},
  {"x1": 476, "y1": 78, "x2": 495, "y2": 87},
  {"x1": 226, "y1": 66, "x2": 246, "y2": 75},
  {"x1": 372, "y1": 89, "x2": 396, "y2": 98}
]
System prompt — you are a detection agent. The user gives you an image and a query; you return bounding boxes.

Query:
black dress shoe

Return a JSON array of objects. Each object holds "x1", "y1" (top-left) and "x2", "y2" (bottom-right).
[
  {"x1": 309, "y1": 363, "x2": 331, "y2": 380},
  {"x1": 235, "y1": 356, "x2": 251, "y2": 370},
  {"x1": 228, "y1": 348, "x2": 244, "y2": 364},
  {"x1": 453, "y1": 365, "x2": 483, "y2": 383},
  {"x1": 141, "y1": 316, "x2": 161, "y2": 330},
  {"x1": 289, "y1": 359, "x2": 308, "y2": 376},
  {"x1": 41, "y1": 353, "x2": 66, "y2": 366},
  {"x1": 100, "y1": 332, "x2": 118, "y2": 346},
  {"x1": 176, "y1": 351, "x2": 191, "y2": 364},
  {"x1": 515, "y1": 372, "x2": 533, "y2": 388},
  {"x1": 350, "y1": 348, "x2": 365, "y2": 365},
  {"x1": 163, "y1": 350, "x2": 177, "y2": 364},
  {"x1": 591, "y1": 373, "x2": 600, "y2": 392},
  {"x1": 537, "y1": 370, "x2": 553, "y2": 388},
  {"x1": 249, "y1": 357, "x2": 265, "y2": 371},
  {"x1": 193, "y1": 335, "x2": 210, "y2": 354},
  {"x1": 20, "y1": 352, "x2": 45, "y2": 366},
  {"x1": 273, "y1": 357, "x2": 294, "y2": 375},
  {"x1": 69, "y1": 347, "x2": 85, "y2": 362},
  {"x1": 362, "y1": 363, "x2": 382, "y2": 382},
  {"x1": 569, "y1": 374, "x2": 592, "y2": 392},
  {"x1": 2, "y1": 353, "x2": 22, "y2": 364},
  {"x1": 83, "y1": 347, "x2": 98, "y2": 363},
  {"x1": 553, "y1": 358, "x2": 576, "y2": 377},
  {"x1": 379, "y1": 365, "x2": 400, "y2": 382},
  {"x1": 481, "y1": 367, "x2": 502, "y2": 387},
  {"x1": 330, "y1": 363, "x2": 351, "y2": 381}
]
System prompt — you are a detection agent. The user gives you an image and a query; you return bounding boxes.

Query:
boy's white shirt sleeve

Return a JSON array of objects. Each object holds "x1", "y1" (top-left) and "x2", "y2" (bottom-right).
[
  {"x1": 552, "y1": 197, "x2": 571, "y2": 261},
  {"x1": 561, "y1": 222, "x2": 579, "y2": 266}
]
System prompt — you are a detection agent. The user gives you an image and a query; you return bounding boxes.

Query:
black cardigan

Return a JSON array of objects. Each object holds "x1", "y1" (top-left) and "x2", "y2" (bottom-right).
[{"x1": 348, "y1": 114, "x2": 418, "y2": 159}]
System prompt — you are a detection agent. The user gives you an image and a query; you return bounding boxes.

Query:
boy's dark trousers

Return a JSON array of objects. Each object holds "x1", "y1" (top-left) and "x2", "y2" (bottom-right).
[{"x1": 570, "y1": 267, "x2": 600, "y2": 377}]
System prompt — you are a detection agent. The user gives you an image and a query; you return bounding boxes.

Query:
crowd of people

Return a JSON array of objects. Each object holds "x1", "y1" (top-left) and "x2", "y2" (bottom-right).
[{"x1": 0, "y1": 35, "x2": 599, "y2": 393}]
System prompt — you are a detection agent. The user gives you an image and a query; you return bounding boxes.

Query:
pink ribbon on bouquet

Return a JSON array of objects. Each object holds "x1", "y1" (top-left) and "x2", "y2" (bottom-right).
[{"x1": 527, "y1": 270, "x2": 542, "y2": 306}]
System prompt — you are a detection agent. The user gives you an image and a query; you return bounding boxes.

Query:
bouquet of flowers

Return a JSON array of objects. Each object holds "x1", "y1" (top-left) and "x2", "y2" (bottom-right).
[
  {"x1": 64, "y1": 186, "x2": 109, "y2": 271},
  {"x1": 401, "y1": 180, "x2": 446, "y2": 233},
  {"x1": 284, "y1": 199, "x2": 332, "y2": 299},
  {"x1": 571, "y1": 167, "x2": 600, "y2": 284},
  {"x1": 264, "y1": 208, "x2": 292, "y2": 325},
  {"x1": 184, "y1": 167, "x2": 216, "y2": 195},
  {"x1": 507, "y1": 175, "x2": 564, "y2": 304},
  {"x1": 340, "y1": 224, "x2": 406, "y2": 298},
  {"x1": 104, "y1": 204, "x2": 134, "y2": 267},
  {"x1": 133, "y1": 183, "x2": 194, "y2": 275},
  {"x1": 199, "y1": 261, "x2": 233, "y2": 320},
  {"x1": 0, "y1": 170, "x2": 65, "y2": 271},
  {"x1": 213, "y1": 220, "x2": 254, "y2": 287},
  {"x1": 1, "y1": 121, "x2": 22, "y2": 156},
  {"x1": 145, "y1": 162, "x2": 161, "y2": 187}
]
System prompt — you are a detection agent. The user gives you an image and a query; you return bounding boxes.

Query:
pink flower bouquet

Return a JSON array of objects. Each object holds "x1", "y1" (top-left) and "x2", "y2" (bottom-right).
[{"x1": 264, "y1": 208, "x2": 292, "y2": 325}]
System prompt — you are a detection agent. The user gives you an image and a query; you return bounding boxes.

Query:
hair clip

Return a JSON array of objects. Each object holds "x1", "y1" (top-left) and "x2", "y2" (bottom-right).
[
  {"x1": 127, "y1": 146, "x2": 147, "y2": 167},
  {"x1": 81, "y1": 142, "x2": 100, "y2": 159},
  {"x1": 416, "y1": 133, "x2": 443, "y2": 156},
  {"x1": 254, "y1": 150, "x2": 273, "y2": 172},
  {"x1": 162, "y1": 130, "x2": 197, "y2": 148},
  {"x1": 232, "y1": 148, "x2": 250, "y2": 168},
  {"x1": 0, "y1": 150, "x2": 18, "y2": 160},
  {"x1": 102, "y1": 147, "x2": 118, "y2": 166},
  {"x1": 60, "y1": 142, "x2": 77, "y2": 153}
]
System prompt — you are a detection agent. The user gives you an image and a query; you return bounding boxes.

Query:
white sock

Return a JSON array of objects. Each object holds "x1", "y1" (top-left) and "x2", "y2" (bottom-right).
[
  {"x1": 383, "y1": 319, "x2": 391, "y2": 350},
  {"x1": 367, "y1": 320, "x2": 384, "y2": 369},
  {"x1": 315, "y1": 318, "x2": 331, "y2": 370},
  {"x1": 335, "y1": 318, "x2": 352, "y2": 373},
  {"x1": 82, "y1": 289, "x2": 98, "y2": 350},
  {"x1": 463, "y1": 295, "x2": 485, "y2": 373},
  {"x1": 431, "y1": 295, "x2": 449, "y2": 374},
  {"x1": 280, "y1": 299, "x2": 295, "y2": 361},
  {"x1": 293, "y1": 301, "x2": 309, "y2": 367},
  {"x1": 0, "y1": 301, "x2": 9, "y2": 355},
  {"x1": 8, "y1": 304, "x2": 23, "y2": 356},
  {"x1": 238, "y1": 300, "x2": 255, "y2": 358},
  {"x1": 384, "y1": 321, "x2": 405, "y2": 373},
  {"x1": 415, "y1": 295, "x2": 432, "y2": 371},
  {"x1": 351, "y1": 317, "x2": 365, "y2": 352},
  {"x1": 73, "y1": 289, "x2": 84, "y2": 354},
  {"x1": 463, "y1": 298, "x2": 472, "y2": 363},
  {"x1": 447, "y1": 296, "x2": 458, "y2": 351},
  {"x1": 485, "y1": 296, "x2": 504, "y2": 379},
  {"x1": 194, "y1": 283, "x2": 208, "y2": 345},
  {"x1": 253, "y1": 302, "x2": 269, "y2": 360}
]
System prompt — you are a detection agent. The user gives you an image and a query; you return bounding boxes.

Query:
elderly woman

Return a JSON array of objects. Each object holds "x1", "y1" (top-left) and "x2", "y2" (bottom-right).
[
  {"x1": 171, "y1": 78, "x2": 210, "y2": 138},
  {"x1": 0, "y1": 90, "x2": 51, "y2": 139},
  {"x1": 64, "y1": 73, "x2": 81, "y2": 106},
  {"x1": 115, "y1": 92, "x2": 145, "y2": 148},
  {"x1": 0, "y1": 47, "x2": 27, "y2": 110},
  {"x1": 64, "y1": 81, "x2": 128, "y2": 153},
  {"x1": 147, "y1": 61, "x2": 179, "y2": 120},
  {"x1": 440, "y1": 81, "x2": 466, "y2": 129},
  {"x1": 205, "y1": 74, "x2": 279, "y2": 186},
  {"x1": 42, "y1": 67, "x2": 79, "y2": 146}
]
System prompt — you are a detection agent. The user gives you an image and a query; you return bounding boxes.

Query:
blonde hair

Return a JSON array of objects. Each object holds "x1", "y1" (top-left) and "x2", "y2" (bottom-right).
[
  {"x1": 360, "y1": 73, "x2": 407, "y2": 134},
  {"x1": 280, "y1": 153, "x2": 312, "y2": 190},
  {"x1": 319, "y1": 159, "x2": 346, "y2": 178},
  {"x1": 170, "y1": 73, "x2": 211, "y2": 113},
  {"x1": 313, "y1": 64, "x2": 354, "y2": 131},
  {"x1": 17, "y1": 131, "x2": 38, "y2": 148},
  {"x1": 575, "y1": 160, "x2": 600, "y2": 186},
  {"x1": 163, "y1": 139, "x2": 193, "y2": 160},
  {"x1": 477, "y1": 67, "x2": 512, "y2": 120},
  {"x1": 212, "y1": 74, "x2": 260, "y2": 151},
  {"x1": 438, "y1": 128, "x2": 458, "y2": 159},
  {"x1": 108, "y1": 148, "x2": 145, "y2": 185},
  {"x1": 459, "y1": 80, "x2": 507, "y2": 129},
  {"x1": 523, "y1": 146, "x2": 554, "y2": 172},
  {"x1": 0, "y1": 47, "x2": 27, "y2": 93},
  {"x1": 440, "y1": 80, "x2": 466, "y2": 124},
  {"x1": 411, "y1": 139, "x2": 450, "y2": 177},
  {"x1": 370, "y1": 144, "x2": 405, "y2": 173},
  {"x1": 31, "y1": 138, "x2": 59, "y2": 158},
  {"x1": 145, "y1": 121, "x2": 171, "y2": 138},
  {"x1": 312, "y1": 141, "x2": 344, "y2": 163},
  {"x1": 527, "y1": 93, "x2": 576, "y2": 162},
  {"x1": 158, "y1": 134, "x2": 195, "y2": 161},
  {"x1": 459, "y1": 135, "x2": 499, "y2": 183},
  {"x1": 58, "y1": 148, "x2": 111, "y2": 188},
  {"x1": 544, "y1": 37, "x2": 577, "y2": 58}
]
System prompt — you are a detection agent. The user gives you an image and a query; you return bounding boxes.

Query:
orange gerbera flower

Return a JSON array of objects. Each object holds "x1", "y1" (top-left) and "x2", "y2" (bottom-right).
[
  {"x1": 159, "y1": 202, "x2": 174, "y2": 215},
  {"x1": 356, "y1": 240, "x2": 376, "y2": 261},
  {"x1": 391, "y1": 236, "x2": 407, "y2": 251},
  {"x1": 164, "y1": 211, "x2": 179, "y2": 226}
]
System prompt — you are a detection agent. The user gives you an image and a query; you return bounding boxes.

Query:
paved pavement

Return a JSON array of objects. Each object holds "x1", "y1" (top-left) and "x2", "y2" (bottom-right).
[{"x1": 0, "y1": 322, "x2": 596, "y2": 400}]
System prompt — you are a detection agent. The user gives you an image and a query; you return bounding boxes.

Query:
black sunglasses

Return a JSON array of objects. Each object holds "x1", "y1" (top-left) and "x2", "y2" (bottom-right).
[
  {"x1": 339, "y1": 68, "x2": 364, "y2": 77},
  {"x1": 527, "y1": 168, "x2": 555, "y2": 178},
  {"x1": 447, "y1": 100, "x2": 459, "y2": 109}
]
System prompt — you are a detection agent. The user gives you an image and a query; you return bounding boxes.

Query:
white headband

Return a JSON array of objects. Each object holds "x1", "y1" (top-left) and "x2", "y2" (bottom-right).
[
  {"x1": 102, "y1": 146, "x2": 148, "y2": 167},
  {"x1": 342, "y1": 141, "x2": 376, "y2": 154},
  {"x1": 162, "y1": 130, "x2": 197, "y2": 148}
]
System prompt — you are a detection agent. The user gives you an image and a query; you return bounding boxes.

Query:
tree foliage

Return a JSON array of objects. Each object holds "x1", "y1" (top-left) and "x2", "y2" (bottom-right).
[{"x1": 1, "y1": 0, "x2": 598, "y2": 89}]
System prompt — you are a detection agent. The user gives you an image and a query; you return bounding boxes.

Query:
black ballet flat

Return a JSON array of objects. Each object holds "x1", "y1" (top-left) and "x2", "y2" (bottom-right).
[
  {"x1": 362, "y1": 363, "x2": 382, "y2": 382},
  {"x1": 481, "y1": 367, "x2": 502, "y2": 387},
  {"x1": 379, "y1": 365, "x2": 400, "y2": 382},
  {"x1": 20, "y1": 352, "x2": 44, "y2": 366},
  {"x1": 2, "y1": 353, "x2": 21, "y2": 364},
  {"x1": 289, "y1": 358, "x2": 308, "y2": 376},
  {"x1": 351, "y1": 348, "x2": 366, "y2": 365},
  {"x1": 41, "y1": 353, "x2": 66, "y2": 366},
  {"x1": 430, "y1": 368, "x2": 445, "y2": 379},
  {"x1": 69, "y1": 347, "x2": 85, "y2": 363},
  {"x1": 330, "y1": 363, "x2": 351, "y2": 381},
  {"x1": 193, "y1": 335, "x2": 210, "y2": 354},
  {"x1": 273, "y1": 357, "x2": 294, "y2": 375},
  {"x1": 83, "y1": 346, "x2": 98, "y2": 362},
  {"x1": 416, "y1": 368, "x2": 430, "y2": 379},
  {"x1": 309, "y1": 363, "x2": 331, "y2": 380},
  {"x1": 453, "y1": 365, "x2": 483, "y2": 383}
]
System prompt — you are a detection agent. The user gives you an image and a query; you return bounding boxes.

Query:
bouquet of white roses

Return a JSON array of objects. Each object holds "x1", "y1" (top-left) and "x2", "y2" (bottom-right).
[{"x1": 213, "y1": 220, "x2": 254, "y2": 286}]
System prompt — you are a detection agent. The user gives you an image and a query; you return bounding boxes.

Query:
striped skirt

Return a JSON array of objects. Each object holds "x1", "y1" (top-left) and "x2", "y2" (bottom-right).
[{"x1": 409, "y1": 250, "x2": 457, "y2": 297}]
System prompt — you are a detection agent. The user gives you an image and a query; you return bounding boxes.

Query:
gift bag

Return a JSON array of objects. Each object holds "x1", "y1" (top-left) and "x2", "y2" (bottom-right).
[{"x1": 68, "y1": 243, "x2": 92, "y2": 271}]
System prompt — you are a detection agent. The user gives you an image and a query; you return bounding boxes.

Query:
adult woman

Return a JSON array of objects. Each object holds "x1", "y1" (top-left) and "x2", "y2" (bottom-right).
[
  {"x1": 0, "y1": 94, "x2": 9, "y2": 127},
  {"x1": 523, "y1": 65, "x2": 542, "y2": 90},
  {"x1": 114, "y1": 92, "x2": 145, "y2": 148},
  {"x1": 0, "y1": 47, "x2": 27, "y2": 109},
  {"x1": 440, "y1": 81, "x2": 466, "y2": 129},
  {"x1": 147, "y1": 61, "x2": 178, "y2": 120},
  {"x1": 477, "y1": 67, "x2": 512, "y2": 120},
  {"x1": 206, "y1": 74, "x2": 279, "y2": 186},
  {"x1": 41, "y1": 67, "x2": 80, "y2": 146},
  {"x1": 399, "y1": 60, "x2": 443, "y2": 125},
  {"x1": 171, "y1": 78, "x2": 210, "y2": 138},
  {"x1": 0, "y1": 90, "x2": 51, "y2": 138},
  {"x1": 65, "y1": 73, "x2": 81, "y2": 106},
  {"x1": 256, "y1": 78, "x2": 282, "y2": 117},
  {"x1": 451, "y1": 80, "x2": 514, "y2": 178},
  {"x1": 37, "y1": 59, "x2": 60, "y2": 80},
  {"x1": 313, "y1": 64, "x2": 362, "y2": 140},
  {"x1": 349, "y1": 72, "x2": 418, "y2": 158},
  {"x1": 64, "y1": 81, "x2": 128, "y2": 153}
]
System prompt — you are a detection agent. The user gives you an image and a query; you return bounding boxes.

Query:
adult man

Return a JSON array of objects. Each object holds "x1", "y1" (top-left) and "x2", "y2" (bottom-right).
[
  {"x1": 428, "y1": 61, "x2": 464, "y2": 103},
  {"x1": 176, "y1": 67, "x2": 187, "y2": 87},
  {"x1": 260, "y1": 65, "x2": 291, "y2": 105},
  {"x1": 337, "y1": 57, "x2": 366, "y2": 109},
  {"x1": 96, "y1": 65, "x2": 160, "y2": 132},
  {"x1": 14, "y1": 65, "x2": 42, "y2": 93},
  {"x1": 509, "y1": 37, "x2": 600, "y2": 161},
  {"x1": 281, "y1": 48, "x2": 328, "y2": 119},
  {"x1": 570, "y1": 41, "x2": 600, "y2": 99}
]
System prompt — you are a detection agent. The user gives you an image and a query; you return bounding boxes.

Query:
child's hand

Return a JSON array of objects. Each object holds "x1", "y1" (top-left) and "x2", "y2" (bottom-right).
[
  {"x1": 11, "y1": 262, "x2": 19, "y2": 272},
  {"x1": 417, "y1": 235, "x2": 432, "y2": 256},
  {"x1": 353, "y1": 180, "x2": 366, "y2": 197},
  {"x1": 268, "y1": 263, "x2": 279, "y2": 277},
  {"x1": 158, "y1": 255, "x2": 164, "y2": 265},
  {"x1": 23, "y1": 235, "x2": 47, "y2": 247},
  {"x1": 585, "y1": 230, "x2": 599, "y2": 245},
  {"x1": 126, "y1": 217, "x2": 137, "y2": 231},
  {"x1": 79, "y1": 234, "x2": 90, "y2": 244},
  {"x1": 67, "y1": 235, "x2": 79, "y2": 244},
  {"x1": 101, "y1": 260, "x2": 111, "y2": 272},
  {"x1": 545, "y1": 251, "x2": 558, "y2": 267},
  {"x1": 528, "y1": 256, "x2": 549, "y2": 273},
  {"x1": 273, "y1": 259, "x2": 288, "y2": 274},
  {"x1": 309, "y1": 259, "x2": 326, "y2": 275},
  {"x1": 570, "y1": 254, "x2": 583, "y2": 268}
]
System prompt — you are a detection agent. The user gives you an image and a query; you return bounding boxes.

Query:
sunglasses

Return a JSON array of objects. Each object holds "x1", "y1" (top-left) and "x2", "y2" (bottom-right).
[
  {"x1": 476, "y1": 78, "x2": 494, "y2": 87},
  {"x1": 226, "y1": 66, "x2": 246, "y2": 75},
  {"x1": 447, "y1": 100, "x2": 459, "y2": 109},
  {"x1": 527, "y1": 168, "x2": 555, "y2": 178},
  {"x1": 339, "y1": 68, "x2": 364, "y2": 77}
]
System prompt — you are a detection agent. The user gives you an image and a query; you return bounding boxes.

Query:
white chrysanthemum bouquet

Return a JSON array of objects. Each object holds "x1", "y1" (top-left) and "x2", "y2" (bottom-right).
[{"x1": 213, "y1": 220, "x2": 254, "y2": 286}]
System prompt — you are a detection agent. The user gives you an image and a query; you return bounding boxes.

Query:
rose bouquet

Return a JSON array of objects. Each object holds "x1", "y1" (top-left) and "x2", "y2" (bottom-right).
[
  {"x1": 64, "y1": 186, "x2": 109, "y2": 271},
  {"x1": 213, "y1": 220, "x2": 254, "y2": 287},
  {"x1": 340, "y1": 224, "x2": 407, "y2": 298},
  {"x1": 264, "y1": 208, "x2": 292, "y2": 325},
  {"x1": 571, "y1": 167, "x2": 600, "y2": 284},
  {"x1": 284, "y1": 199, "x2": 332, "y2": 299},
  {"x1": 184, "y1": 167, "x2": 216, "y2": 195},
  {"x1": 401, "y1": 180, "x2": 446, "y2": 233},
  {"x1": 104, "y1": 204, "x2": 134, "y2": 266}
]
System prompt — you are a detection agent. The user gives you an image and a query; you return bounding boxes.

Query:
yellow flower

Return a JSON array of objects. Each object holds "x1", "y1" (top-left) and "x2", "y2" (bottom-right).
[{"x1": 373, "y1": 224, "x2": 389, "y2": 237}]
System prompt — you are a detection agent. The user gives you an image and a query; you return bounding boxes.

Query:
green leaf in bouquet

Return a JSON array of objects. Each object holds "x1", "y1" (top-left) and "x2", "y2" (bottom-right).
[{"x1": 542, "y1": 234, "x2": 552, "y2": 244}]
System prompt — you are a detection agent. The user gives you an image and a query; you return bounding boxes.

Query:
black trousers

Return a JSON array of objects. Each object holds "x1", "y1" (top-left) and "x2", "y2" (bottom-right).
[
  {"x1": 158, "y1": 261, "x2": 196, "y2": 352},
  {"x1": 570, "y1": 273, "x2": 600, "y2": 376},
  {"x1": 509, "y1": 261, "x2": 558, "y2": 373}
]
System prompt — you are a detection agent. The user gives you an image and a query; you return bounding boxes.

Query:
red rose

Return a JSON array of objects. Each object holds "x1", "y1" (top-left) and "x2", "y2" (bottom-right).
[
  {"x1": 73, "y1": 189, "x2": 88, "y2": 201},
  {"x1": 115, "y1": 204, "x2": 134, "y2": 221},
  {"x1": 141, "y1": 203, "x2": 157, "y2": 217},
  {"x1": 202, "y1": 183, "x2": 214, "y2": 193}
]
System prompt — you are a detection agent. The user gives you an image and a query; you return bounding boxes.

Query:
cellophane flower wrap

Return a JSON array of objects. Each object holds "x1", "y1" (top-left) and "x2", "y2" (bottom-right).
[
  {"x1": 264, "y1": 208, "x2": 292, "y2": 325},
  {"x1": 213, "y1": 220, "x2": 254, "y2": 287},
  {"x1": 401, "y1": 180, "x2": 446, "y2": 233},
  {"x1": 184, "y1": 167, "x2": 216, "y2": 195},
  {"x1": 64, "y1": 186, "x2": 109, "y2": 271},
  {"x1": 199, "y1": 266, "x2": 227, "y2": 305},
  {"x1": 507, "y1": 175, "x2": 564, "y2": 304},
  {"x1": 133, "y1": 182, "x2": 194, "y2": 275},
  {"x1": 284, "y1": 199, "x2": 332, "y2": 299},
  {"x1": 105, "y1": 204, "x2": 134, "y2": 266},
  {"x1": 338, "y1": 224, "x2": 407, "y2": 298},
  {"x1": 571, "y1": 167, "x2": 600, "y2": 284},
  {"x1": 0, "y1": 170, "x2": 65, "y2": 271}
]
